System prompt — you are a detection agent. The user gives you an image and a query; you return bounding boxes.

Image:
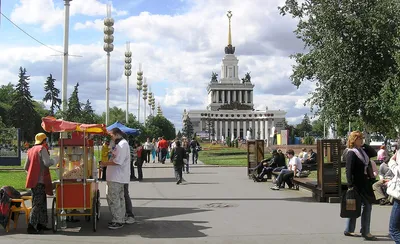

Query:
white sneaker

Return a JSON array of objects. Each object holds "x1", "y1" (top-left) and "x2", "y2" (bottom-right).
[{"x1": 125, "y1": 216, "x2": 135, "y2": 224}]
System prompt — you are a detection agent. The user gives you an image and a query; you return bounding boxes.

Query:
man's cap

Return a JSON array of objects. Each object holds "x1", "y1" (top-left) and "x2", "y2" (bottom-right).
[{"x1": 34, "y1": 133, "x2": 47, "y2": 145}]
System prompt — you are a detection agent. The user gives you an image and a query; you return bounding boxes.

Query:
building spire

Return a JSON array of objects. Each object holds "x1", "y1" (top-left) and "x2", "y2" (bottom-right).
[
  {"x1": 227, "y1": 11, "x2": 232, "y2": 45},
  {"x1": 225, "y1": 11, "x2": 235, "y2": 54}
]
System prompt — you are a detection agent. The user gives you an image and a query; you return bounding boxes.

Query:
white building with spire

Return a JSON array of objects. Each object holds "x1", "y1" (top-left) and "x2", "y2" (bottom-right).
[{"x1": 183, "y1": 11, "x2": 286, "y2": 145}]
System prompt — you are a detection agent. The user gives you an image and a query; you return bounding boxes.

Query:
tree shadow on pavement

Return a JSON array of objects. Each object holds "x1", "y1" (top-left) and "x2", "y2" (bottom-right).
[
  {"x1": 130, "y1": 196, "x2": 316, "y2": 202},
  {"x1": 138, "y1": 177, "x2": 177, "y2": 183}
]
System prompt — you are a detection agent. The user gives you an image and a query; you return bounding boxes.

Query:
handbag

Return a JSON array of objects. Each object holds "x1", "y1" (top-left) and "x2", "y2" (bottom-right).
[
  {"x1": 387, "y1": 176, "x2": 400, "y2": 199},
  {"x1": 340, "y1": 188, "x2": 361, "y2": 218}
]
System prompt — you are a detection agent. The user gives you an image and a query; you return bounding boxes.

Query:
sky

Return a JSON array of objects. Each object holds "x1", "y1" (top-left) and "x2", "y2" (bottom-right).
[{"x1": 0, "y1": 0, "x2": 316, "y2": 131}]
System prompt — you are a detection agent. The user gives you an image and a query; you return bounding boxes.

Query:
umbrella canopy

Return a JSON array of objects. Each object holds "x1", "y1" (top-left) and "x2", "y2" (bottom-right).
[
  {"x1": 106, "y1": 121, "x2": 140, "y2": 136},
  {"x1": 41, "y1": 116, "x2": 107, "y2": 134}
]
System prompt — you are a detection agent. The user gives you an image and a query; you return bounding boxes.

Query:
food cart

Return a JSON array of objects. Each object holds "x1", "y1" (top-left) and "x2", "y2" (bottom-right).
[{"x1": 41, "y1": 116, "x2": 107, "y2": 232}]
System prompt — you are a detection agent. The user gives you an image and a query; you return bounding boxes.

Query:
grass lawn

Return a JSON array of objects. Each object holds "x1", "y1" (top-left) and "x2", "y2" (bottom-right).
[
  {"x1": 198, "y1": 143, "x2": 272, "y2": 166},
  {"x1": 0, "y1": 170, "x2": 59, "y2": 192}
]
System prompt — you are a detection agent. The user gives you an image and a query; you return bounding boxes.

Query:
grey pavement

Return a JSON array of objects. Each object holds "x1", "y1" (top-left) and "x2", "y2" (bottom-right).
[{"x1": 1, "y1": 166, "x2": 394, "y2": 244}]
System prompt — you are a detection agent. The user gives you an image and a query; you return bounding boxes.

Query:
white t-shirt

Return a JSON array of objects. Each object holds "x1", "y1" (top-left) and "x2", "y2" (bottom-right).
[
  {"x1": 289, "y1": 156, "x2": 302, "y2": 172},
  {"x1": 106, "y1": 139, "x2": 130, "y2": 184}
]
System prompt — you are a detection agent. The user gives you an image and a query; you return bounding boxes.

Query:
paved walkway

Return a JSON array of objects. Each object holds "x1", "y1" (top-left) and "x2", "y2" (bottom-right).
[{"x1": 1, "y1": 165, "x2": 393, "y2": 244}]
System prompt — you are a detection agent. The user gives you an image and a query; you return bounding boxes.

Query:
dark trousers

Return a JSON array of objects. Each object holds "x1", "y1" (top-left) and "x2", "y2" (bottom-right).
[
  {"x1": 191, "y1": 149, "x2": 198, "y2": 164},
  {"x1": 390, "y1": 198, "x2": 400, "y2": 243},
  {"x1": 130, "y1": 160, "x2": 136, "y2": 179},
  {"x1": 160, "y1": 148, "x2": 167, "y2": 163},
  {"x1": 30, "y1": 184, "x2": 47, "y2": 229},
  {"x1": 143, "y1": 150, "x2": 150, "y2": 163},
  {"x1": 124, "y1": 184, "x2": 134, "y2": 217},
  {"x1": 101, "y1": 166, "x2": 107, "y2": 181},
  {"x1": 276, "y1": 170, "x2": 294, "y2": 188},
  {"x1": 259, "y1": 167, "x2": 274, "y2": 179},
  {"x1": 174, "y1": 165, "x2": 183, "y2": 182},
  {"x1": 136, "y1": 158, "x2": 143, "y2": 180}
]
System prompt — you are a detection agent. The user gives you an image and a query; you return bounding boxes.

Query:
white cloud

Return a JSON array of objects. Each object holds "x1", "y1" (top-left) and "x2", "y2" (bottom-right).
[
  {"x1": 3, "y1": 0, "x2": 314, "y2": 130},
  {"x1": 10, "y1": 0, "x2": 127, "y2": 31}
]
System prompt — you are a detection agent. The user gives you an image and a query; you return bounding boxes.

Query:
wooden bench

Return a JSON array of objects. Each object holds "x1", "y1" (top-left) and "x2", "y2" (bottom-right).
[{"x1": 271, "y1": 171, "x2": 318, "y2": 192}]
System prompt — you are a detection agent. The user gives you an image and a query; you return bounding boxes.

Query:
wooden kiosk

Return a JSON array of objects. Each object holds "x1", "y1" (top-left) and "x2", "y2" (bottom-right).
[{"x1": 246, "y1": 140, "x2": 264, "y2": 177}]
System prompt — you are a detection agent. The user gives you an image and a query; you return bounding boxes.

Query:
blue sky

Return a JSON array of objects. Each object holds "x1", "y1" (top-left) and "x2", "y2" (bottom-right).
[{"x1": 0, "y1": 0, "x2": 313, "y2": 130}]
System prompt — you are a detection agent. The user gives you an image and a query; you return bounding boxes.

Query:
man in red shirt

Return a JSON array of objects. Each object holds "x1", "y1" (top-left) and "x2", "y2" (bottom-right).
[{"x1": 157, "y1": 136, "x2": 168, "y2": 164}]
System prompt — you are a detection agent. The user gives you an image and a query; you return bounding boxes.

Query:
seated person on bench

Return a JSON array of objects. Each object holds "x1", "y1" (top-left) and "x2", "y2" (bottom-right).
[
  {"x1": 271, "y1": 149, "x2": 302, "y2": 190},
  {"x1": 253, "y1": 150, "x2": 285, "y2": 181},
  {"x1": 373, "y1": 159, "x2": 394, "y2": 205},
  {"x1": 304, "y1": 149, "x2": 316, "y2": 165}
]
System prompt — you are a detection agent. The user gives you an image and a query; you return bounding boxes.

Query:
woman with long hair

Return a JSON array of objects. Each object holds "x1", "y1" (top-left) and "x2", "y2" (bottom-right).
[{"x1": 344, "y1": 131, "x2": 377, "y2": 241}]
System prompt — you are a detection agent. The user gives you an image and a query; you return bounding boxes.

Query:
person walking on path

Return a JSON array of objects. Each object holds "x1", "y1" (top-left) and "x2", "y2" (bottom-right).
[
  {"x1": 158, "y1": 136, "x2": 168, "y2": 164},
  {"x1": 343, "y1": 131, "x2": 377, "y2": 241},
  {"x1": 388, "y1": 150, "x2": 400, "y2": 243},
  {"x1": 24, "y1": 133, "x2": 55, "y2": 234},
  {"x1": 151, "y1": 138, "x2": 157, "y2": 163},
  {"x1": 143, "y1": 137, "x2": 153, "y2": 163},
  {"x1": 190, "y1": 137, "x2": 200, "y2": 164},
  {"x1": 100, "y1": 128, "x2": 130, "y2": 230},
  {"x1": 135, "y1": 141, "x2": 144, "y2": 181},
  {"x1": 182, "y1": 138, "x2": 191, "y2": 173},
  {"x1": 170, "y1": 140, "x2": 185, "y2": 184}
]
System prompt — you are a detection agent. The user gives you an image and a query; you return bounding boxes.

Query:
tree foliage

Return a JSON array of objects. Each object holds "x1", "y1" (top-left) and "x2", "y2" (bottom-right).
[
  {"x1": 43, "y1": 74, "x2": 61, "y2": 116},
  {"x1": 64, "y1": 83, "x2": 82, "y2": 122},
  {"x1": 182, "y1": 115, "x2": 194, "y2": 139},
  {"x1": 145, "y1": 115, "x2": 176, "y2": 140},
  {"x1": 9, "y1": 67, "x2": 39, "y2": 141},
  {"x1": 296, "y1": 114, "x2": 312, "y2": 136},
  {"x1": 280, "y1": 0, "x2": 400, "y2": 136}
]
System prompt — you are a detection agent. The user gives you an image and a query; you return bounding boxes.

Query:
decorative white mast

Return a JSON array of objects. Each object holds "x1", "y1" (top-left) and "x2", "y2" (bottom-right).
[
  {"x1": 103, "y1": 2, "x2": 114, "y2": 125},
  {"x1": 136, "y1": 64, "x2": 143, "y2": 123},
  {"x1": 124, "y1": 42, "x2": 132, "y2": 123}
]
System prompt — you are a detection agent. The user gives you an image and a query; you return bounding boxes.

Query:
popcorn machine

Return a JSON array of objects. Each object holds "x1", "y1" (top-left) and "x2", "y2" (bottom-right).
[{"x1": 41, "y1": 116, "x2": 106, "y2": 232}]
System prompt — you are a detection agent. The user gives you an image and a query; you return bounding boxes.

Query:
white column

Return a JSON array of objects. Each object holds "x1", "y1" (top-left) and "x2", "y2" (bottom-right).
[
  {"x1": 245, "y1": 90, "x2": 248, "y2": 103},
  {"x1": 217, "y1": 90, "x2": 220, "y2": 103},
  {"x1": 243, "y1": 120, "x2": 247, "y2": 140},
  {"x1": 254, "y1": 120, "x2": 258, "y2": 139},
  {"x1": 214, "y1": 120, "x2": 218, "y2": 140},
  {"x1": 200, "y1": 119, "x2": 203, "y2": 132},
  {"x1": 219, "y1": 120, "x2": 223, "y2": 140},
  {"x1": 233, "y1": 90, "x2": 236, "y2": 102},
  {"x1": 239, "y1": 90, "x2": 242, "y2": 103},
  {"x1": 225, "y1": 120, "x2": 228, "y2": 139},
  {"x1": 265, "y1": 119, "x2": 269, "y2": 146},
  {"x1": 260, "y1": 120, "x2": 264, "y2": 140},
  {"x1": 227, "y1": 90, "x2": 231, "y2": 103},
  {"x1": 250, "y1": 91, "x2": 253, "y2": 104},
  {"x1": 231, "y1": 120, "x2": 235, "y2": 139},
  {"x1": 222, "y1": 90, "x2": 225, "y2": 103},
  {"x1": 237, "y1": 120, "x2": 240, "y2": 139}
]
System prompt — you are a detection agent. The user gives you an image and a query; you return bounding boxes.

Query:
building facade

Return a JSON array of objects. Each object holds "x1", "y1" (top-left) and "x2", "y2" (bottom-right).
[{"x1": 183, "y1": 11, "x2": 286, "y2": 145}]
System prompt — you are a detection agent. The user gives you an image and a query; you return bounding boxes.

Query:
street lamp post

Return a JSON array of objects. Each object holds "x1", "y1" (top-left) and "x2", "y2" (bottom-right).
[
  {"x1": 61, "y1": 0, "x2": 72, "y2": 113},
  {"x1": 136, "y1": 64, "x2": 143, "y2": 123},
  {"x1": 142, "y1": 77, "x2": 148, "y2": 124},
  {"x1": 103, "y1": 3, "x2": 114, "y2": 125},
  {"x1": 124, "y1": 42, "x2": 132, "y2": 123},
  {"x1": 148, "y1": 87, "x2": 153, "y2": 116}
]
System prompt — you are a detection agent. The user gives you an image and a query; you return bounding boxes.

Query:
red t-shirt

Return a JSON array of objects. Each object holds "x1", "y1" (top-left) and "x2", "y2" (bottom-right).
[{"x1": 158, "y1": 139, "x2": 168, "y2": 149}]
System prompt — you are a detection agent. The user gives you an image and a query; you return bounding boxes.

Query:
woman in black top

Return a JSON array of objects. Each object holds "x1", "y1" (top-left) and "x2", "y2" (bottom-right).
[
  {"x1": 170, "y1": 140, "x2": 185, "y2": 184},
  {"x1": 183, "y1": 138, "x2": 191, "y2": 173},
  {"x1": 344, "y1": 131, "x2": 377, "y2": 241}
]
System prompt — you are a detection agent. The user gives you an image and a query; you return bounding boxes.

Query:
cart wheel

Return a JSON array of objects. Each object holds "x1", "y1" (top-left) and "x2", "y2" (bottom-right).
[
  {"x1": 96, "y1": 190, "x2": 101, "y2": 220},
  {"x1": 92, "y1": 196, "x2": 97, "y2": 232},
  {"x1": 51, "y1": 197, "x2": 58, "y2": 233}
]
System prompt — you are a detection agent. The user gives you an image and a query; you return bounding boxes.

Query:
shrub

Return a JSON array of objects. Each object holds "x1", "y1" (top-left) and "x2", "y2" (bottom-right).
[{"x1": 303, "y1": 136, "x2": 315, "y2": 145}]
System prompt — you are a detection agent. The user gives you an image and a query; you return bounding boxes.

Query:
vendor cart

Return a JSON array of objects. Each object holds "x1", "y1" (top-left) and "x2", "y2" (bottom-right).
[{"x1": 41, "y1": 116, "x2": 107, "y2": 232}]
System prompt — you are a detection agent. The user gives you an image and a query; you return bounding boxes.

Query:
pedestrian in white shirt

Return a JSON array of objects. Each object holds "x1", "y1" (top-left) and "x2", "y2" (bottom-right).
[{"x1": 100, "y1": 128, "x2": 130, "y2": 230}]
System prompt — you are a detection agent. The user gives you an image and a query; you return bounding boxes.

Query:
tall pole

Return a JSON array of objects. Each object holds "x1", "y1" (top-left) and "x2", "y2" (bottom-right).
[
  {"x1": 103, "y1": 3, "x2": 114, "y2": 125},
  {"x1": 61, "y1": 0, "x2": 72, "y2": 113},
  {"x1": 142, "y1": 77, "x2": 147, "y2": 125},
  {"x1": 137, "y1": 63, "x2": 143, "y2": 123},
  {"x1": 124, "y1": 42, "x2": 132, "y2": 123}
]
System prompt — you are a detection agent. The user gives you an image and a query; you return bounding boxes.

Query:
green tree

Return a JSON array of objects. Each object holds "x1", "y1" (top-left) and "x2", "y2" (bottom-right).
[
  {"x1": 296, "y1": 114, "x2": 312, "y2": 137},
  {"x1": 9, "y1": 67, "x2": 39, "y2": 141},
  {"x1": 146, "y1": 115, "x2": 176, "y2": 140},
  {"x1": 0, "y1": 83, "x2": 15, "y2": 126},
  {"x1": 177, "y1": 130, "x2": 182, "y2": 139},
  {"x1": 101, "y1": 106, "x2": 136, "y2": 125},
  {"x1": 43, "y1": 74, "x2": 61, "y2": 116},
  {"x1": 279, "y1": 0, "x2": 400, "y2": 135},
  {"x1": 81, "y1": 99, "x2": 100, "y2": 124},
  {"x1": 64, "y1": 83, "x2": 82, "y2": 122},
  {"x1": 182, "y1": 115, "x2": 194, "y2": 139}
]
